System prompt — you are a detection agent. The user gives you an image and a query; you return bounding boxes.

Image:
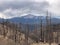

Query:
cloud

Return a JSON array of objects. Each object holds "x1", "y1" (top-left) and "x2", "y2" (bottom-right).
[
  {"x1": 0, "y1": 0, "x2": 49, "y2": 11},
  {"x1": 48, "y1": 0, "x2": 60, "y2": 15},
  {"x1": 0, "y1": 0, "x2": 60, "y2": 18},
  {"x1": 0, "y1": 0, "x2": 49, "y2": 18}
]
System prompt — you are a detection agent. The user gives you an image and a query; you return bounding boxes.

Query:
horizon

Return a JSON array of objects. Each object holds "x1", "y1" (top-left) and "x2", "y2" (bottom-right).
[{"x1": 0, "y1": 14, "x2": 60, "y2": 19}]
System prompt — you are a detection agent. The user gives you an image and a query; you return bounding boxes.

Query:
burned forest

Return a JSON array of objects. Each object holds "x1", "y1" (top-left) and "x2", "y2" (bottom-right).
[{"x1": 0, "y1": 12, "x2": 59, "y2": 45}]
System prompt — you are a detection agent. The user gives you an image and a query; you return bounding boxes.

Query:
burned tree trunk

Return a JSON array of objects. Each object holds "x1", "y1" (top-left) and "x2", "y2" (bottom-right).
[
  {"x1": 2, "y1": 19, "x2": 6, "y2": 38},
  {"x1": 46, "y1": 11, "x2": 49, "y2": 42},
  {"x1": 49, "y1": 13, "x2": 52, "y2": 45},
  {"x1": 19, "y1": 23, "x2": 21, "y2": 45},
  {"x1": 40, "y1": 18, "x2": 44, "y2": 42},
  {"x1": 25, "y1": 24, "x2": 29, "y2": 45},
  {"x1": 5, "y1": 20, "x2": 9, "y2": 37}
]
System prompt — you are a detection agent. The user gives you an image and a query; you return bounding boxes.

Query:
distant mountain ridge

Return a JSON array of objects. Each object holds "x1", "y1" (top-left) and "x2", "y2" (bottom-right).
[
  {"x1": 7, "y1": 14, "x2": 60, "y2": 24},
  {"x1": 0, "y1": 14, "x2": 60, "y2": 24}
]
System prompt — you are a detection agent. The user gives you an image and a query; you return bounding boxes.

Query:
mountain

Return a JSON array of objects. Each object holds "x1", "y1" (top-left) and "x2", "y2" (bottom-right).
[
  {"x1": 6, "y1": 14, "x2": 60, "y2": 24},
  {"x1": 7, "y1": 14, "x2": 45, "y2": 24},
  {"x1": 0, "y1": 14, "x2": 60, "y2": 24}
]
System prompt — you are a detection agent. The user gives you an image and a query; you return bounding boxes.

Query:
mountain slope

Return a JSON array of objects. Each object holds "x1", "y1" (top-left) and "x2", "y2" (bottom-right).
[
  {"x1": 0, "y1": 14, "x2": 60, "y2": 24},
  {"x1": 7, "y1": 14, "x2": 60, "y2": 24}
]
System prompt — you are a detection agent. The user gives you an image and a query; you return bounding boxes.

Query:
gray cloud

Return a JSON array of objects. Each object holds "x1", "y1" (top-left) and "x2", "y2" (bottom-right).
[
  {"x1": 0, "y1": 1, "x2": 49, "y2": 11},
  {"x1": 0, "y1": 0, "x2": 60, "y2": 19},
  {"x1": 0, "y1": 1, "x2": 49, "y2": 18}
]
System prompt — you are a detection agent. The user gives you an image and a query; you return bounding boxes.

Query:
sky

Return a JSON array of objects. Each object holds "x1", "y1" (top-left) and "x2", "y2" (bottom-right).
[{"x1": 0, "y1": 0, "x2": 60, "y2": 19}]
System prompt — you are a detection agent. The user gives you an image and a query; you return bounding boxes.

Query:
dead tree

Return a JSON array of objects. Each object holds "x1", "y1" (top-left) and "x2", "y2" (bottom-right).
[
  {"x1": 18, "y1": 23, "x2": 21, "y2": 45},
  {"x1": 34, "y1": 23, "x2": 39, "y2": 43},
  {"x1": 5, "y1": 20, "x2": 9, "y2": 36},
  {"x1": 46, "y1": 11, "x2": 49, "y2": 42},
  {"x1": 14, "y1": 24, "x2": 18, "y2": 43},
  {"x1": 25, "y1": 24, "x2": 29, "y2": 45},
  {"x1": 40, "y1": 18, "x2": 44, "y2": 42},
  {"x1": 49, "y1": 13, "x2": 52, "y2": 45},
  {"x1": 46, "y1": 11, "x2": 52, "y2": 45},
  {"x1": 2, "y1": 19, "x2": 6, "y2": 38}
]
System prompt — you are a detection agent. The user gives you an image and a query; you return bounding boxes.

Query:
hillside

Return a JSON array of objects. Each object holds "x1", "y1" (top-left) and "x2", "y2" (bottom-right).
[
  {"x1": 0, "y1": 22, "x2": 59, "y2": 45},
  {"x1": 8, "y1": 14, "x2": 60, "y2": 24}
]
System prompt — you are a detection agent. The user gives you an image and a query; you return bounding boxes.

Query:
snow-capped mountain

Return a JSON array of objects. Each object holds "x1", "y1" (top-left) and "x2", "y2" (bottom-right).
[
  {"x1": 6, "y1": 14, "x2": 60, "y2": 24},
  {"x1": 0, "y1": 14, "x2": 60, "y2": 24},
  {"x1": 21, "y1": 14, "x2": 35, "y2": 18},
  {"x1": 21, "y1": 14, "x2": 46, "y2": 19}
]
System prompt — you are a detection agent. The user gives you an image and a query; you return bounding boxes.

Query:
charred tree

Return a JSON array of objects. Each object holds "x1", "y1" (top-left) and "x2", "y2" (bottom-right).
[
  {"x1": 25, "y1": 24, "x2": 29, "y2": 45},
  {"x1": 49, "y1": 13, "x2": 52, "y2": 45},
  {"x1": 40, "y1": 18, "x2": 44, "y2": 42},
  {"x1": 2, "y1": 19, "x2": 6, "y2": 38},
  {"x1": 5, "y1": 20, "x2": 9, "y2": 37},
  {"x1": 46, "y1": 11, "x2": 49, "y2": 42}
]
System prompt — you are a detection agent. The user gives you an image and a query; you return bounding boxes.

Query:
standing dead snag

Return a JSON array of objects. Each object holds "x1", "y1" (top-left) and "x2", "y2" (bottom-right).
[
  {"x1": 46, "y1": 11, "x2": 49, "y2": 42},
  {"x1": 25, "y1": 24, "x2": 29, "y2": 45},
  {"x1": 2, "y1": 19, "x2": 6, "y2": 38},
  {"x1": 46, "y1": 11, "x2": 51, "y2": 45},
  {"x1": 34, "y1": 24, "x2": 38, "y2": 42},
  {"x1": 46, "y1": 11, "x2": 52, "y2": 45},
  {"x1": 40, "y1": 18, "x2": 44, "y2": 42},
  {"x1": 5, "y1": 20, "x2": 9, "y2": 37},
  {"x1": 14, "y1": 24, "x2": 18, "y2": 44},
  {"x1": 18, "y1": 23, "x2": 21, "y2": 45},
  {"x1": 49, "y1": 13, "x2": 52, "y2": 45}
]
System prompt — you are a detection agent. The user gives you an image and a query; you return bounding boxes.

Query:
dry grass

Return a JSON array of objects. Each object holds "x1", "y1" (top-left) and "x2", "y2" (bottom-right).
[
  {"x1": 0, "y1": 23, "x2": 59, "y2": 45},
  {"x1": 0, "y1": 35, "x2": 15, "y2": 45},
  {"x1": 31, "y1": 42, "x2": 58, "y2": 45}
]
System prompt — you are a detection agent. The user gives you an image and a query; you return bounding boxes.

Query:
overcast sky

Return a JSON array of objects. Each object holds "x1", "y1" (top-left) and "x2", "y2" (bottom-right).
[{"x1": 0, "y1": 0, "x2": 60, "y2": 19}]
